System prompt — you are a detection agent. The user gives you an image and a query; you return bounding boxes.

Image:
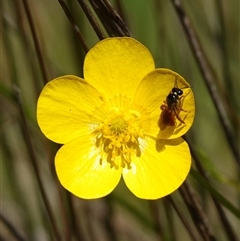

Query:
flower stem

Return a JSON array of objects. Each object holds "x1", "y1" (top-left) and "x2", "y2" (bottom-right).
[
  {"x1": 58, "y1": 0, "x2": 89, "y2": 53},
  {"x1": 76, "y1": 0, "x2": 106, "y2": 39}
]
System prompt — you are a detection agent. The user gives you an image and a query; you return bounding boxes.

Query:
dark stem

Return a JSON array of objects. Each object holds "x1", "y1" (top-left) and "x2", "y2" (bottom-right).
[
  {"x1": 21, "y1": 0, "x2": 48, "y2": 84},
  {"x1": 167, "y1": 196, "x2": 199, "y2": 241},
  {"x1": 179, "y1": 181, "x2": 216, "y2": 241},
  {"x1": 76, "y1": 0, "x2": 106, "y2": 39},
  {"x1": 58, "y1": 0, "x2": 89, "y2": 53},
  {"x1": 65, "y1": 192, "x2": 86, "y2": 241},
  {"x1": 103, "y1": 196, "x2": 118, "y2": 241},
  {"x1": 102, "y1": 0, "x2": 129, "y2": 34},
  {"x1": 163, "y1": 198, "x2": 176, "y2": 241},
  {"x1": 14, "y1": 0, "x2": 43, "y2": 95},
  {"x1": 215, "y1": 0, "x2": 239, "y2": 130},
  {"x1": 149, "y1": 200, "x2": 163, "y2": 241},
  {"x1": 185, "y1": 136, "x2": 239, "y2": 241},
  {"x1": 88, "y1": 0, "x2": 131, "y2": 37},
  {"x1": 13, "y1": 86, "x2": 61, "y2": 241},
  {"x1": 0, "y1": 212, "x2": 28, "y2": 241}
]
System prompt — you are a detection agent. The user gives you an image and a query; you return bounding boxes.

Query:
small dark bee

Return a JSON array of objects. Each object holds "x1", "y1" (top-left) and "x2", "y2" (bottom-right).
[{"x1": 160, "y1": 78, "x2": 188, "y2": 126}]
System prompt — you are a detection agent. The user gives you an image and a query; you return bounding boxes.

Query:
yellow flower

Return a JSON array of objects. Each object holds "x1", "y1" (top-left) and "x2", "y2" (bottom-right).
[{"x1": 37, "y1": 37, "x2": 195, "y2": 199}]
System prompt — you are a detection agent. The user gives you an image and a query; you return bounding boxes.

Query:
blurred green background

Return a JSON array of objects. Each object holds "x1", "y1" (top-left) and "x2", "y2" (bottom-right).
[{"x1": 1, "y1": 0, "x2": 239, "y2": 241}]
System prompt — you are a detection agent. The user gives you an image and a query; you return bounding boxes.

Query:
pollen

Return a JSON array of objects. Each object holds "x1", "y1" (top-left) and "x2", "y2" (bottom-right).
[{"x1": 94, "y1": 108, "x2": 144, "y2": 170}]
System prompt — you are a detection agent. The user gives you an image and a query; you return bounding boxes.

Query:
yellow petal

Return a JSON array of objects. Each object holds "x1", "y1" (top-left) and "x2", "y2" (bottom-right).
[
  {"x1": 37, "y1": 76, "x2": 106, "y2": 144},
  {"x1": 55, "y1": 135, "x2": 122, "y2": 199},
  {"x1": 133, "y1": 68, "x2": 195, "y2": 139},
  {"x1": 84, "y1": 37, "x2": 155, "y2": 100},
  {"x1": 122, "y1": 137, "x2": 191, "y2": 199}
]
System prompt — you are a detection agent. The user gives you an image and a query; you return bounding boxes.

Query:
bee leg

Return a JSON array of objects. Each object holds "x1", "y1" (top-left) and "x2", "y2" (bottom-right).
[
  {"x1": 179, "y1": 107, "x2": 187, "y2": 112},
  {"x1": 174, "y1": 108, "x2": 186, "y2": 124}
]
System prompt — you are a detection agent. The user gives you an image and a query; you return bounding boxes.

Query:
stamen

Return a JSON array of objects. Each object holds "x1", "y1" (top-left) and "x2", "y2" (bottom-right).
[{"x1": 93, "y1": 108, "x2": 144, "y2": 169}]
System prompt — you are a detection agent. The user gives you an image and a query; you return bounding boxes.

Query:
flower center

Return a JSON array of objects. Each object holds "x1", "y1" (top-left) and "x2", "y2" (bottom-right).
[
  {"x1": 93, "y1": 108, "x2": 144, "y2": 170},
  {"x1": 110, "y1": 117, "x2": 127, "y2": 135}
]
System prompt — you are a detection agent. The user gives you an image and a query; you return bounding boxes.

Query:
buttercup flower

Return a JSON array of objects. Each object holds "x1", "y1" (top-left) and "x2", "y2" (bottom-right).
[{"x1": 37, "y1": 37, "x2": 195, "y2": 199}]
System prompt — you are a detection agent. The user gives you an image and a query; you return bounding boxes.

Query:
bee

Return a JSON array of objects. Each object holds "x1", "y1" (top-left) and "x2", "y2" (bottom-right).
[{"x1": 160, "y1": 78, "x2": 188, "y2": 127}]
